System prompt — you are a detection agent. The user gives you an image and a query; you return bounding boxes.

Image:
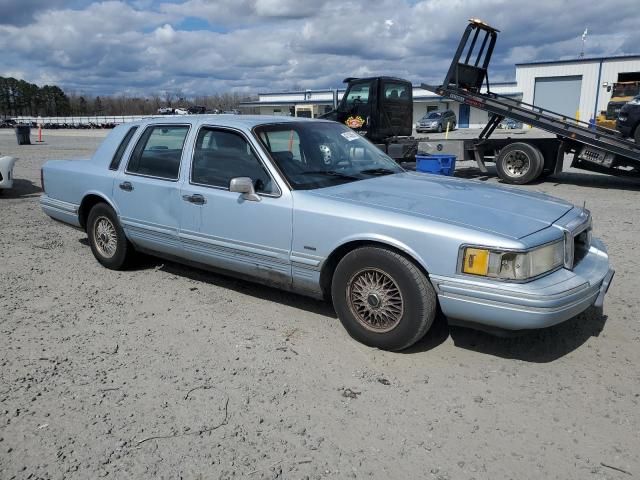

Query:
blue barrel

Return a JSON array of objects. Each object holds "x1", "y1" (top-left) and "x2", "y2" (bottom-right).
[{"x1": 416, "y1": 154, "x2": 456, "y2": 176}]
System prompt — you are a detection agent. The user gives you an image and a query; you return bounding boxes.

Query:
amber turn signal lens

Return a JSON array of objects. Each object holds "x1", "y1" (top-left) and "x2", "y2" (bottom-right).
[{"x1": 462, "y1": 248, "x2": 489, "y2": 276}]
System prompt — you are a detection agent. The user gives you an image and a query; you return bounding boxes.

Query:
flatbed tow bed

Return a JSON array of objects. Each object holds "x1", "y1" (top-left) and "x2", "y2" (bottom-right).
[{"x1": 420, "y1": 19, "x2": 640, "y2": 184}]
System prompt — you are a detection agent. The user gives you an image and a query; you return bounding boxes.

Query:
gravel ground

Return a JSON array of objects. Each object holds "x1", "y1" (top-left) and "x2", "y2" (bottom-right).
[{"x1": 1, "y1": 128, "x2": 639, "y2": 480}]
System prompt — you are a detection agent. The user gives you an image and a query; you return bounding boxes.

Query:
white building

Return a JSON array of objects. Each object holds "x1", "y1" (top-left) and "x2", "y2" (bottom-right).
[
  {"x1": 241, "y1": 54, "x2": 640, "y2": 128},
  {"x1": 516, "y1": 55, "x2": 640, "y2": 121}
]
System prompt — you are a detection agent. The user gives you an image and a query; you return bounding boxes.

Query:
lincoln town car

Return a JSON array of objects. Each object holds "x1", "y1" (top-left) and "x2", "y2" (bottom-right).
[{"x1": 40, "y1": 116, "x2": 614, "y2": 351}]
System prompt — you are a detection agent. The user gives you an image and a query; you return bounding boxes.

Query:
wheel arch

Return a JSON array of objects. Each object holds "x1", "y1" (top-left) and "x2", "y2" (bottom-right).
[
  {"x1": 319, "y1": 237, "x2": 432, "y2": 298},
  {"x1": 78, "y1": 192, "x2": 119, "y2": 231}
]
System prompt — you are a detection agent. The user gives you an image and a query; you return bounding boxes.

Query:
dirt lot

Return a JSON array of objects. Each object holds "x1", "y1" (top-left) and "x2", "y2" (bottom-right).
[{"x1": 1, "y1": 128, "x2": 639, "y2": 480}]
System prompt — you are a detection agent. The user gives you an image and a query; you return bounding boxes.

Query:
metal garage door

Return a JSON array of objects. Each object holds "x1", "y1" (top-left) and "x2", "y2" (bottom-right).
[{"x1": 533, "y1": 76, "x2": 582, "y2": 119}]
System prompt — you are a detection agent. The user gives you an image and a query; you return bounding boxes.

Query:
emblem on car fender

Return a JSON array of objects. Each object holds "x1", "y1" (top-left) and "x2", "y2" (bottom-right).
[{"x1": 345, "y1": 116, "x2": 366, "y2": 129}]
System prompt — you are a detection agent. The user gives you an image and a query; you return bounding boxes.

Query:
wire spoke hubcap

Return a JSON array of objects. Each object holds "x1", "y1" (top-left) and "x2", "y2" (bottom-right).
[
  {"x1": 347, "y1": 268, "x2": 404, "y2": 333},
  {"x1": 94, "y1": 217, "x2": 118, "y2": 258},
  {"x1": 504, "y1": 150, "x2": 531, "y2": 177}
]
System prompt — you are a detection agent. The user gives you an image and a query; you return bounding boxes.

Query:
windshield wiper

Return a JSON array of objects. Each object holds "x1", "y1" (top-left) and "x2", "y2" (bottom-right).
[
  {"x1": 360, "y1": 168, "x2": 400, "y2": 176},
  {"x1": 302, "y1": 170, "x2": 359, "y2": 180}
]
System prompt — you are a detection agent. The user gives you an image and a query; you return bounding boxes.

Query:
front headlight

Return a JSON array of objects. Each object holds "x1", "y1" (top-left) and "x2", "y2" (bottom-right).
[
  {"x1": 628, "y1": 98, "x2": 640, "y2": 105},
  {"x1": 460, "y1": 240, "x2": 564, "y2": 281}
]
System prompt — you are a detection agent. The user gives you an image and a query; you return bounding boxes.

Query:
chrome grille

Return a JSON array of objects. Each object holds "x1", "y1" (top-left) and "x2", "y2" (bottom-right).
[
  {"x1": 562, "y1": 210, "x2": 592, "y2": 270},
  {"x1": 573, "y1": 229, "x2": 592, "y2": 266}
]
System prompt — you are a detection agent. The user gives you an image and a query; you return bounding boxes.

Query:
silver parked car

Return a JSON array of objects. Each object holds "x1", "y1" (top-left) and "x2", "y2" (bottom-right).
[
  {"x1": 40, "y1": 116, "x2": 614, "y2": 351},
  {"x1": 416, "y1": 110, "x2": 457, "y2": 133}
]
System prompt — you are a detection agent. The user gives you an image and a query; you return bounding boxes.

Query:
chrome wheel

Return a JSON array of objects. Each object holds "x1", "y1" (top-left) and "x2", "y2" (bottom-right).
[
  {"x1": 94, "y1": 216, "x2": 118, "y2": 258},
  {"x1": 504, "y1": 149, "x2": 531, "y2": 177},
  {"x1": 347, "y1": 268, "x2": 404, "y2": 333}
]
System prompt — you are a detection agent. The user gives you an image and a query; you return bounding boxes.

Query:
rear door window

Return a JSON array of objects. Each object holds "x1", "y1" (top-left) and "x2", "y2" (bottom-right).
[{"x1": 126, "y1": 125, "x2": 189, "y2": 180}]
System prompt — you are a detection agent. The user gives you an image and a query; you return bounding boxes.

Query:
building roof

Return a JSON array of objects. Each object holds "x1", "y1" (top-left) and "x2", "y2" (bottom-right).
[
  {"x1": 516, "y1": 54, "x2": 640, "y2": 67},
  {"x1": 240, "y1": 100, "x2": 333, "y2": 107},
  {"x1": 256, "y1": 82, "x2": 517, "y2": 97},
  {"x1": 258, "y1": 88, "x2": 345, "y2": 96}
]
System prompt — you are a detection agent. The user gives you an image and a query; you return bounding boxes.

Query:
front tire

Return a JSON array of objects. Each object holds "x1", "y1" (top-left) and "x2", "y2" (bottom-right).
[
  {"x1": 331, "y1": 247, "x2": 437, "y2": 351},
  {"x1": 87, "y1": 203, "x2": 133, "y2": 270},
  {"x1": 495, "y1": 142, "x2": 544, "y2": 184}
]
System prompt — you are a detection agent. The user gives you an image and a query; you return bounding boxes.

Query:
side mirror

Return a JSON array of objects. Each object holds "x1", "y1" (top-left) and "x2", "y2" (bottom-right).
[{"x1": 229, "y1": 177, "x2": 261, "y2": 202}]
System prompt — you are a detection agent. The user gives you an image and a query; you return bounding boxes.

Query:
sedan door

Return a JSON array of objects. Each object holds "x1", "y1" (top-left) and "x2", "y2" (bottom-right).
[
  {"x1": 179, "y1": 126, "x2": 293, "y2": 286},
  {"x1": 113, "y1": 123, "x2": 190, "y2": 256}
]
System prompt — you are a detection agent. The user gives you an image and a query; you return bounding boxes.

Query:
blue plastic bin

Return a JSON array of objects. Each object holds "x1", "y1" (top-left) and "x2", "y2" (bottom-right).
[{"x1": 415, "y1": 154, "x2": 456, "y2": 176}]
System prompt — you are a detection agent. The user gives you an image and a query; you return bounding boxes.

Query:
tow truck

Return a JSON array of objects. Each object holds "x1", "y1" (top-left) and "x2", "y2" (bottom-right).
[{"x1": 326, "y1": 19, "x2": 640, "y2": 184}]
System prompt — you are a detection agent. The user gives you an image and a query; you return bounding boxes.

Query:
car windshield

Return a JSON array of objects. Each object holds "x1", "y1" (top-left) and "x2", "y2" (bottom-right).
[
  {"x1": 423, "y1": 112, "x2": 442, "y2": 120},
  {"x1": 254, "y1": 121, "x2": 404, "y2": 190}
]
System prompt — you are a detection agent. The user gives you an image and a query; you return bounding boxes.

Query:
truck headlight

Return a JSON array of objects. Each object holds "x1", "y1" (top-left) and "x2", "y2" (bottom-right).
[{"x1": 460, "y1": 240, "x2": 564, "y2": 281}]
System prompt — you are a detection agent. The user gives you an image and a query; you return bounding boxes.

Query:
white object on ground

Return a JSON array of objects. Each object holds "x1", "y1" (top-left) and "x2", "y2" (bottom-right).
[{"x1": 0, "y1": 156, "x2": 17, "y2": 189}]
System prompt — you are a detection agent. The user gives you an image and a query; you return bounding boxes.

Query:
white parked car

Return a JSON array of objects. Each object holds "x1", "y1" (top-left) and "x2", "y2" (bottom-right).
[{"x1": 0, "y1": 156, "x2": 17, "y2": 191}]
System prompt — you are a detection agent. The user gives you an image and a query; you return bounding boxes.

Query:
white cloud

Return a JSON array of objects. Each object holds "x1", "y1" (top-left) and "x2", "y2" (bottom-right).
[{"x1": 0, "y1": 0, "x2": 638, "y2": 97}]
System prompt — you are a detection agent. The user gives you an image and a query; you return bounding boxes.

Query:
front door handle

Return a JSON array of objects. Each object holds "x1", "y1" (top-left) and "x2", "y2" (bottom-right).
[
  {"x1": 182, "y1": 193, "x2": 206, "y2": 205},
  {"x1": 119, "y1": 181, "x2": 133, "y2": 192}
]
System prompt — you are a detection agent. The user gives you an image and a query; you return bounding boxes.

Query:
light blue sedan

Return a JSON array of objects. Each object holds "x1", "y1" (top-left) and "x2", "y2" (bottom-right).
[{"x1": 40, "y1": 116, "x2": 614, "y2": 350}]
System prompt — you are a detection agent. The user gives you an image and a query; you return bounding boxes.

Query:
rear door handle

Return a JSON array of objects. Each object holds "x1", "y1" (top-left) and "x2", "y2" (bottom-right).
[
  {"x1": 182, "y1": 193, "x2": 206, "y2": 205},
  {"x1": 119, "y1": 181, "x2": 133, "y2": 191}
]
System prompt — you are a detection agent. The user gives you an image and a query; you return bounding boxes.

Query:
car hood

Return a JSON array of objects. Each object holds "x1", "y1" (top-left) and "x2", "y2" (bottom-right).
[{"x1": 308, "y1": 172, "x2": 573, "y2": 239}]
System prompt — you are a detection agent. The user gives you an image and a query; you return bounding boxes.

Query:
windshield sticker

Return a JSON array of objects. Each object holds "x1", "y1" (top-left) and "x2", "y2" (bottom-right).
[
  {"x1": 345, "y1": 116, "x2": 366, "y2": 129},
  {"x1": 341, "y1": 131, "x2": 360, "y2": 141}
]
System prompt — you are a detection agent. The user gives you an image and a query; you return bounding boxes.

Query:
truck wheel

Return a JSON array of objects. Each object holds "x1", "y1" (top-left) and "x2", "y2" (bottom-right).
[
  {"x1": 87, "y1": 203, "x2": 134, "y2": 270},
  {"x1": 495, "y1": 142, "x2": 544, "y2": 184},
  {"x1": 331, "y1": 247, "x2": 436, "y2": 351}
]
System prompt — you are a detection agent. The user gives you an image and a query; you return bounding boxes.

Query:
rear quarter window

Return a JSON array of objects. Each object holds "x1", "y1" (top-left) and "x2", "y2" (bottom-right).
[{"x1": 109, "y1": 126, "x2": 139, "y2": 170}]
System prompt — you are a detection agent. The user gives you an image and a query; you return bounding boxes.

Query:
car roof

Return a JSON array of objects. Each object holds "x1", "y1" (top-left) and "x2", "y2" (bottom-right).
[{"x1": 121, "y1": 114, "x2": 334, "y2": 130}]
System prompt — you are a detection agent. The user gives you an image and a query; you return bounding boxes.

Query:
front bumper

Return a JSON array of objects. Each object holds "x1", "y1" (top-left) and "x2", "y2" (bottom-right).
[
  {"x1": 431, "y1": 238, "x2": 613, "y2": 331},
  {"x1": 40, "y1": 194, "x2": 81, "y2": 228}
]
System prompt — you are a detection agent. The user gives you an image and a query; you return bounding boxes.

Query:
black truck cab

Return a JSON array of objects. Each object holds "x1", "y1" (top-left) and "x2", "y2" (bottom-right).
[{"x1": 323, "y1": 76, "x2": 413, "y2": 143}]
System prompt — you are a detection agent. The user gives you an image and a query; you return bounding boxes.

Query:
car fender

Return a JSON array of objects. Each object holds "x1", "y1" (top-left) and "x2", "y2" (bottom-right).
[
  {"x1": 327, "y1": 232, "x2": 432, "y2": 274},
  {"x1": 79, "y1": 189, "x2": 121, "y2": 221}
]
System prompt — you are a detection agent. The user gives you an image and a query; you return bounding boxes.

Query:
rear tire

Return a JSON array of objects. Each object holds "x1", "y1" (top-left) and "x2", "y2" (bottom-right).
[
  {"x1": 87, "y1": 203, "x2": 134, "y2": 270},
  {"x1": 495, "y1": 142, "x2": 544, "y2": 184},
  {"x1": 331, "y1": 247, "x2": 437, "y2": 351}
]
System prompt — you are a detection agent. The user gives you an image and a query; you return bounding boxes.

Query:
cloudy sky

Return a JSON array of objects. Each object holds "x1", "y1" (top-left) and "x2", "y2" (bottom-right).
[{"x1": 0, "y1": 0, "x2": 638, "y2": 97}]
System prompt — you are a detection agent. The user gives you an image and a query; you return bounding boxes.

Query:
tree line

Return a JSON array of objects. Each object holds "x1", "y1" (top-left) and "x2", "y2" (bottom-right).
[
  {"x1": 1, "y1": 76, "x2": 256, "y2": 118},
  {"x1": 0, "y1": 76, "x2": 71, "y2": 117}
]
